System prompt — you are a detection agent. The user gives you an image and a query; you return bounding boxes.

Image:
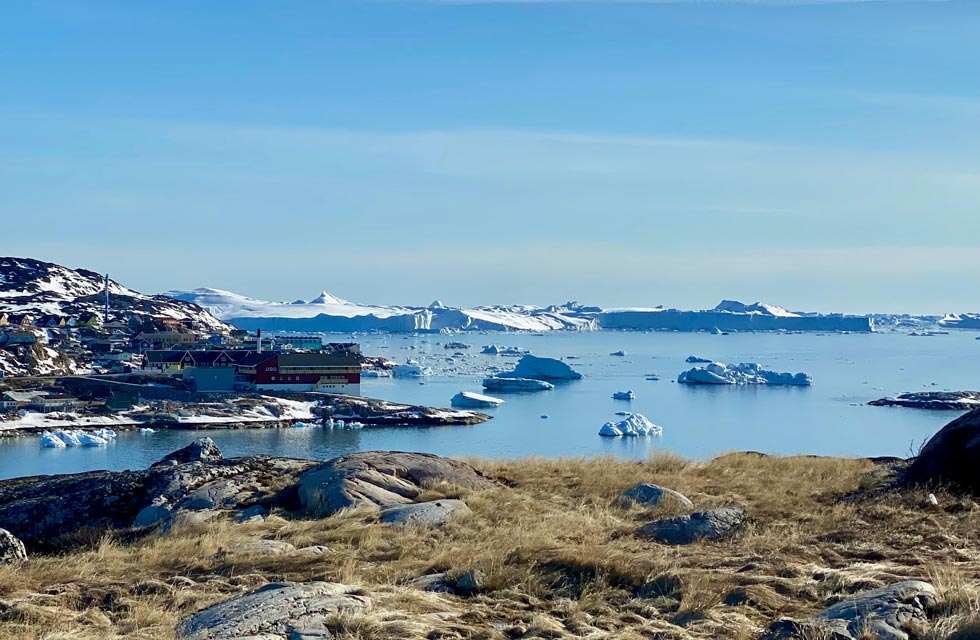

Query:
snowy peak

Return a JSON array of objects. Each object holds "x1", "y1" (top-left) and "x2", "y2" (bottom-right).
[{"x1": 310, "y1": 291, "x2": 352, "y2": 306}]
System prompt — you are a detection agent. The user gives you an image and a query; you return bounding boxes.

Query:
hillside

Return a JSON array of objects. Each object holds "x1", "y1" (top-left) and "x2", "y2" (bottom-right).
[{"x1": 0, "y1": 258, "x2": 229, "y2": 334}]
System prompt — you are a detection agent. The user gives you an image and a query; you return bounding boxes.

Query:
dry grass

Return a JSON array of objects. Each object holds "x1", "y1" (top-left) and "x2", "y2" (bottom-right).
[{"x1": 1, "y1": 452, "x2": 978, "y2": 639}]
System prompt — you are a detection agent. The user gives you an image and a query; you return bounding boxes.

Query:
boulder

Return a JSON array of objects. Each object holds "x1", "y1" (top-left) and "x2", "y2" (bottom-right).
[
  {"x1": 0, "y1": 449, "x2": 317, "y2": 551},
  {"x1": 636, "y1": 507, "x2": 746, "y2": 544},
  {"x1": 0, "y1": 527, "x2": 27, "y2": 564},
  {"x1": 379, "y1": 499, "x2": 471, "y2": 526},
  {"x1": 619, "y1": 483, "x2": 694, "y2": 509},
  {"x1": 761, "y1": 580, "x2": 937, "y2": 640},
  {"x1": 905, "y1": 408, "x2": 980, "y2": 493},
  {"x1": 407, "y1": 569, "x2": 486, "y2": 595},
  {"x1": 152, "y1": 437, "x2": 223, "y2": 468},
  {"x1": 177, "y1": 581, "x2": 370, "y2": 640},
  {"x1": 298, "y1": 451, "x2": 494, "y2": 517}
]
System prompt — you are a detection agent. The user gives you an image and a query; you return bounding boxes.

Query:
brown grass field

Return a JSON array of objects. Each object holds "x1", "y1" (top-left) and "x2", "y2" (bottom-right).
[{"x1": 1, "y1": 453, "x2": 978, "y2": 639}]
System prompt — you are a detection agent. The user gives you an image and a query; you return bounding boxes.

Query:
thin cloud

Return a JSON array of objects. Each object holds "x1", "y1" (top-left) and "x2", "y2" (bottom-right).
[{"x1": 424, "y1": 0, "x2": 949, "y2": 5}]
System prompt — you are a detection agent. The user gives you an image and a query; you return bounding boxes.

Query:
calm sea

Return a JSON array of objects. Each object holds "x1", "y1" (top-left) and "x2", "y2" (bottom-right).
[{"x1": 0, "y1": 330, "x2": 975, "y2": 480}]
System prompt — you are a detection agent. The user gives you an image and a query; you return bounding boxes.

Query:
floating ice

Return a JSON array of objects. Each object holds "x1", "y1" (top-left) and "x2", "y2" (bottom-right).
[
  {"x1": 482, "y1": 377, "x2": 555, "y2": 392},
  {"x1": 612, "y1": 390, "x2": 635, "y2": 400},
  {"x1": 451, "y1": 391, "x2": 505, "y2": 409},
  {"x1": 499, "y1": 355, "x2": 582, "y2": 381},
  {"x1": 686, "y1": 355, "x2": 712, "y2": 363},
  {"x1": 677, "y1": 362, "x2": 812, "y2": 386},
  {"x1": 393, "y1": 363, "x2": 431, "y2": 378},
  {"x1": 598, "y1": 413, "x2": 662, "y2": 437}
]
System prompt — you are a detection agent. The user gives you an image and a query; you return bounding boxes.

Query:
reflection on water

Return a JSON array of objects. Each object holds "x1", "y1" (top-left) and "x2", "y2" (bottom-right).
[{"x1": 0, "y1": 330, "x2": 972, "y2": 480}]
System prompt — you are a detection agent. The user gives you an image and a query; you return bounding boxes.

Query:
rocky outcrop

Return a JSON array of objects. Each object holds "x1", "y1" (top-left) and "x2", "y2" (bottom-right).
[
  {"x1": 0, "y1": 443, "x2": 317, "y2": 551},
  {"x1": 869, "y1": 391, "x2": 980, "y2": 411},
  {"x1": 408, "y1": 569, "x2": 486, "y2": 595},
  {"x1": 152, "y1": 437, "x2": 223, "y2": 467},
  {"x1": 761, "y1": 580, "x2": 937, "y2": 640},
  {"x1": 619, "y1": 483, "x2": 693, "y2": 509},
  {"x1": 379, "y1": 499, "x2": 471, "y2": 526},
  {"x1": 298, "y1": 451, "x2": 495, "y2": 517},
  {"x1": 177, "y1": 581, "x2": 371, "y2": 640},
  {"x1": 0, "y1": 527, "x2": 27, "y2": 564},
  {"x1": 636, "y1": 507, "x2": 746, "y2": 544},
  {"x1": 905, "y1": 409, "x2": 980, "y2": 493}
]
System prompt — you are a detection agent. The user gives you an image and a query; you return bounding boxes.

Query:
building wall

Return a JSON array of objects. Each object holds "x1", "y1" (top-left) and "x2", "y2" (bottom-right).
[{"x1": 184, "y1": 367, "x2": 237, "y2": 392}]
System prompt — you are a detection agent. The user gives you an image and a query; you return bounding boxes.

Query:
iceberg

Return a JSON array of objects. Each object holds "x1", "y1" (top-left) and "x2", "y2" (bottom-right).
[
  {"x1": 393, "y1": 364, "x2": 431, "y2": 378},
  {"x1": 482, "y1": 377, "x2": 555, "y2": 392},
  {"x1": 450, "y1": 391, "x2": 505, "y2": 409},
  {"x1": 686, "y1": 355, "x2": 712, "y2": 363},
  {"x1": 499, "y1": 355, "x2": 583, "y2": 381},
  {"x1": 612, "y1": 390, "x2": 635, "y2": 400},
  {"x1": 40, "y1": 431, "x2": 67, "y2": 448},
  {"x1": 598, "y1": 413, "x2": 662, "y2": 437},
  {"x1": 610, "y1": 351, "x2": 627, "y2": 357},
  {"x1": 481, "y1": 345, "x2": 529, "y2": 356},
  {"x1": 678, "y1": 362, "x2": 812, "y2": 386}
]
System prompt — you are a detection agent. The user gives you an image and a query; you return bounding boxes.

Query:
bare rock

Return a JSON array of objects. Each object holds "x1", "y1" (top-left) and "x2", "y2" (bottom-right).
[
  {"x1": 619, "y1": 483, "x2": 694, "y2": 509},
  {"x1": 0, "y1": 527, "x2": 27, "y2": 564},
  {"x1": 153, "y1": 437, "x2": 223, "y2": 468},
  {"x1": 176, "y1": 581, "x2": 370, "y2": 640},
  {"x1": 761, "y1": 580, "x2": 938, "y2": 640},
  {"x1": 636, "y1": 507, "x2": 746, "y2": 544},
  {"x1": 905, "y1": 408, "x2": 980, "y2": 493},
  {"x1": 298, "y1": 451, "x2": 494, "y2": 517},
  {"x1": 379, "y1": 499, "x2": 471, "y2": 526}
]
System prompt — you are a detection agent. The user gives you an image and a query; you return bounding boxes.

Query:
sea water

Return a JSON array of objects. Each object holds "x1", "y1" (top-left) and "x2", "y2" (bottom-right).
[{"x1": 0, "y1": 330, "x2": 975, "y2": 480}]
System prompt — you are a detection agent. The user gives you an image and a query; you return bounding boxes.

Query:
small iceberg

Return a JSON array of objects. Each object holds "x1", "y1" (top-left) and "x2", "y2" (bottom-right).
[
  {"x1": 610, "y1": 351, "x2": 627, "y2": 357},
  {"x1": 482, "y1": 345, "x2": 529, "y2": 356},
  {"x1": 599, "y1": 413, "x2": 662, "y2": 437},
  {"x1": 76, "y1": 432, "x2": 109, "y2": 447},
  {"x1": 612, "y1": 390, "x2": 635, "y2": 400},
  {"x1": 140, "y1": 427, "x2": 156, "y2": 433},
  {"x1": 451, "y1": 391, "x2": 505, "y2": 409},
  {"x1": 483, "y1": 377, "x2": 555, "y2": 392},
  {"x1": 645, "y1": 374, "x2": 661, "y2": 381},
  {"x1": 362, "y1": 369, "x2": 393, "y2": 378},
  {"x1": 41, "y1": 428, "x2": 119, "y2": 448},
  {"x1": 686, "y1": 355, "x2": 712, "y2": 363}
]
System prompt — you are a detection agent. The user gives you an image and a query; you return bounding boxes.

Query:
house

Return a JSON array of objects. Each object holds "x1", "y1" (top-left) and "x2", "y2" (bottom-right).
[
  {"x1": 134, "y1": 331, "x2": 200, "y2": 350},
  {"x1": 5, "y1": 314, "x2": 33, "y2": 327},
  {"x1": 3, "y1": 330, "x2": 38, "y2": 345},
  {"x1": 37, "y1": 314, "x2": 67, "y2": 328},
  {"x1": 76, "y1": 313, "x2": 102, "y2": 327},
  {"x1": 3, "y1": 390, "x2": 49, "y2": 408},
  {"x1": 0, "y1": 394, "x2": 17, "y2": 413},
  {"x1": 30, "y1": 394, "x2": 78, "y2": 412},
  {"x1": 148, "y1": 345, "x2": 363, "y2": 394}
]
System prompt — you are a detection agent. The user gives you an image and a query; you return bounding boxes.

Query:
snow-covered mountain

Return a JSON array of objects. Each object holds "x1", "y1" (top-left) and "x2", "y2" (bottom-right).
[
  {"x1": 0, "y1": 258, "x2": 229, "y2": 333},
  {"x1": 167, "y1": 287, "x2": 877, "y2": 333},
  {"x1": 166, "y1": 288, "x2": 594, "y2": 333}
]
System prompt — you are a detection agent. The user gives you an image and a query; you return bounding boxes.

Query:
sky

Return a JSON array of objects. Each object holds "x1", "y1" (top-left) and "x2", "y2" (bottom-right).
[{"x1": 1, "y1": 0, "x2": 978, "y2": 314}]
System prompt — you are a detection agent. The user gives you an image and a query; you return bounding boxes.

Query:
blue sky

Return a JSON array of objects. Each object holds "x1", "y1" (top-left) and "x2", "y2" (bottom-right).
[{"x1": 1, "y1": 0, "x2": 978, "y2": 313}]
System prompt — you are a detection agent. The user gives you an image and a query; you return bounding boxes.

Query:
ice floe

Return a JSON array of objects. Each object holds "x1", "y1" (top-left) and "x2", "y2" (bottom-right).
[
  {"x1": 40, "y1": 428, "x2": 118, "y2": 448},
  {"x1": 612, "y1": 390, "x2": 635, "y2": 400}
]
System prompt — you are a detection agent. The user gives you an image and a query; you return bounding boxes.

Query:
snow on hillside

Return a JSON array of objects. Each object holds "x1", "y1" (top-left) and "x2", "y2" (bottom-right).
[{"x1": 0, "y1": 258, "x2": 229, "y2": 333}]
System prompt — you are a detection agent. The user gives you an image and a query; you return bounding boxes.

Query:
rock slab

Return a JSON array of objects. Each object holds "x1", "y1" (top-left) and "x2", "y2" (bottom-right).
[
  {"x1": 636, "y1": 507, "x2": 745, "y2": 544},
  {"x1": 905, "y1": 408, "x2": 980, "y2": 493},
  {"x1": 177, "y1": 581, "x2": 370, "y2": 640},
  {"x1": 619, "y1": 483, "x2": 694, "y2": 509},
  {"x1": 379, "y1": 499, "x2": 471, "y2": 526},
  {"x1": 761, "y1": 580, "x2": 937, "y2": 640},
  {"x1": 153, "y1": 437, "x2": 224, "y2": 467},
  {"x1": 298, "y1": 451, "x2": 494, "y2": 517},
  {"x1": 0, "y1": 527, "x2": 27, "y2": 564}
]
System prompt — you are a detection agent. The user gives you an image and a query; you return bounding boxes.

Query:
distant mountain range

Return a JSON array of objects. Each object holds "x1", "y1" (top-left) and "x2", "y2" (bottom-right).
[
  {"x1": 167, "y1": 288, "x2": 878, "y2": 333},
  {"x1": 0, "y1": 258, "x2": 228, "y2": 333}
]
